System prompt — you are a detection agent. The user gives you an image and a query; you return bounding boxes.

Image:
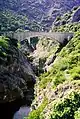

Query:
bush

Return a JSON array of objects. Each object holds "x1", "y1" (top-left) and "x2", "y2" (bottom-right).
[
  {"x1": 27, "y1": 98, "x2": 48, "y2": 119},
  {"x1": 0, "y1": 36, "x2": 19, "y2": 64},
  {"x1": 74, "y1": 108, "x2": 80, "y2": 119},
  {"x1": 50, "y1": 91, "x2": 80, "y2": 119},
  {"x1": 56, "y1": 16, "x2": 61, "y2": 21}
]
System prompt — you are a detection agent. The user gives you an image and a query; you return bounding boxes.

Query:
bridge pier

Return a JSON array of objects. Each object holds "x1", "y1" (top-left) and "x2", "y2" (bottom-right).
[{"x1": 27, "y1": 37, "x2": 31, "y2": 45}]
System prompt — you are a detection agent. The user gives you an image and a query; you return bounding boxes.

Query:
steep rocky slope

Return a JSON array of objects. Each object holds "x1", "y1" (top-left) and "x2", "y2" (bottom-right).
[
  {"x1": 27, "y1": 8, "x2": 80, "y2": 119},
  {"x1": 30, "y1": 37, "x2": 60, "y2": 75},
  {"x1": 0, "y1": 36, "x2": 36, "y2": 119},
  {"x1": 52, "y1": 6, "x2": 80, "y2": 28},
  {"x1": 0, "y1": 0, "x2": 80, "y2": 31}
]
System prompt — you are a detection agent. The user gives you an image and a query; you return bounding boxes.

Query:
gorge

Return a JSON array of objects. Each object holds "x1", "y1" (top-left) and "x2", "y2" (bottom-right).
[{"x1": 0, "y1": 1, "x2": 80, "y2": 119}]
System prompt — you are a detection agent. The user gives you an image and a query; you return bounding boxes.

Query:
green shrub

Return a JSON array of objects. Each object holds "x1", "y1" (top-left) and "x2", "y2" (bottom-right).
[
  {"x1": 0, "y1": 36, "x2": 9, "y2": 58},
  {"x1": 0, "y1": 36, "x2": 19, "y2": 64},
  {"x1": 53, "y1": 23, "x2": 80, "y2": 33},
  {"x1": 56, "y1": 16, "x2": 61, "y2": 21},
  {"x1": 0, "y1": 36, "x2": 9, "y2": 48},
  {"x1": 27, "y1": 98, "x2": 48, "y2": 119},
  {"x1": 53, "y1": 71, "x2": 65, "y2": 87},
  {"x1": 74, "y1": 108, "x2": 80, "y2": 119},
  {"x1": 50, "y1": 91, "x2": 80, "y2": 119}
]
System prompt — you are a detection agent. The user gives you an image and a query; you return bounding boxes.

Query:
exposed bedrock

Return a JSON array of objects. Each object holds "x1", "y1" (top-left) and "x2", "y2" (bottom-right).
[{"x1": 0, "y1": 37, "x2": 36, "y2": 119}]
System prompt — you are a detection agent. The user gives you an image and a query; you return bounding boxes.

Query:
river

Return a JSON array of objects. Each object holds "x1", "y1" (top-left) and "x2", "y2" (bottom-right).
[{"x1": 13, "y1": 105, "x2": 30, "y2": 119}]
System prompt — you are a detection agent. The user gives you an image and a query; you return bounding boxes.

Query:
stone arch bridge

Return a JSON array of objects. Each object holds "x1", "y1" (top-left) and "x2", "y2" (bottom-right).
[{"x1": 1, "y1": 31, "x2": 74, "y2": 44}]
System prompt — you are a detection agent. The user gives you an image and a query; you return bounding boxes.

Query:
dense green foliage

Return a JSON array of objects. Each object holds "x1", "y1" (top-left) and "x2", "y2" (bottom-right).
[
  {"x1": 50, "y1": 91, "x2": 80, "y2": 119},
  {"x1": 52, "y1": 23, "x2": 80, "y2": 32},
  {"x1": 0, "y1": 10, "x2": 42, "y2": 32},
  {"x1": 74, "y1": 108, "x2": 80, "y2": 119},
  {"x1": 0, "y1": 10, "x2": 28, "y2": 31},
  {"x1": 0, "y1": 36, "x2": 19, "y2": 64}
]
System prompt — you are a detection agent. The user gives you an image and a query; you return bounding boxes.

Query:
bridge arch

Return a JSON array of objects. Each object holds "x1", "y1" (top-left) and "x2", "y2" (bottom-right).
[{"x1": 0, "y1": 31, "x2": 74, "y2": 44}]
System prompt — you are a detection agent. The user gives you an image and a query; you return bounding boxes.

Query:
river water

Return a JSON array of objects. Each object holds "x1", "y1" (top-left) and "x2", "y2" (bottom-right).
[{"x1": 13, "y1": 105, "x2": 30, "y2": 119}]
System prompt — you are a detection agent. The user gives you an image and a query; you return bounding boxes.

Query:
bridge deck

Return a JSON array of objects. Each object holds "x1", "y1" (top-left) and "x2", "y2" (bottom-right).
[{"x1": 0, "y1": 31, "x2": 74, "y2": 44}]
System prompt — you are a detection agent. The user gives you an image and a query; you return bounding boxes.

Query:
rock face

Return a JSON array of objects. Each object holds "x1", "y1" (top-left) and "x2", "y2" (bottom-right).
[
  {"x1": 0, "y1": 0, "x2": 80, "y2": 31},
  {"x1": 0, "y1": 36, "x2": 36, "y2": 119},
  {"x1": 30, "y1": 37, "x2": 60, "y2": 74}
]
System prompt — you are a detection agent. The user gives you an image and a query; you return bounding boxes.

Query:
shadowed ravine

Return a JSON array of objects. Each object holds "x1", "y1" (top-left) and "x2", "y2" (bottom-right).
[{"x1": 0, "y1": 98, "x2": 31, "y2": 119}]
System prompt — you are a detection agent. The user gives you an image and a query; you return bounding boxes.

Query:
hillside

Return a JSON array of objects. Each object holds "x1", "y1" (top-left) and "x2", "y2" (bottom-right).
[
  {"x1": 0, "y1": 10, "x2": 42, "y2": 32},
  {"x1": 27, "y1": 7, "x2": 80, "y2": 119},
  {"x1": 0, "y1": 0, "x2": 80, "y2": 31},
  {"x1": 0, "y1": 1, "x2": 80, "y2": 119}
]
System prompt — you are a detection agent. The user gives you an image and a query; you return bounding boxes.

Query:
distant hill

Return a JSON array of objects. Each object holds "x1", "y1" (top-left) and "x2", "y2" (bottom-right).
[
  {"x1": 0, "y1": 10, "x2": 42, "y2": 32},
  {"x1": 0, "y1": 0, "x2": 80, "y2": 31}
]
